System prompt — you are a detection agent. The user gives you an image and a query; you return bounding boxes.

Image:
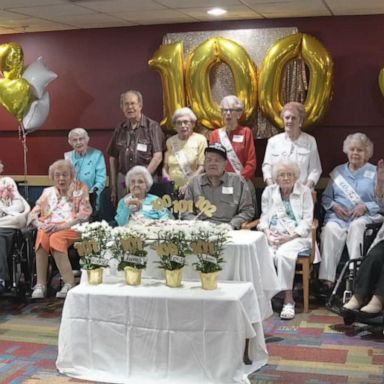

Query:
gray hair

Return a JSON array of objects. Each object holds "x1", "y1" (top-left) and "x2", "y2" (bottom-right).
[
  {"x1": 343, "y1": 132, "x2": 373, "y2": 160},
  {"x1": 68, "y1": 128, "x2": 89, "y2": 145},
  {"x1": 172, "y1": 107, "x2": 197, "y2": 125},
  {"x1": 272, "y1": 160, "x2": 301, "y2": 182},
  {"x1": 280, "y1": 102, "x2": 306, "y2": 125},
  {"x1": 120, "y1": 90, "x2": 143, "y2": 107},
  {"x1": 125, "y1": 166, "x2": 153, "y2": 192},
  {"x1": 48, "y1": 159, "x2": 75, "y2": 180},
  {"x1": 220, "y1": 95, "x2": 244, "y2": 111}
]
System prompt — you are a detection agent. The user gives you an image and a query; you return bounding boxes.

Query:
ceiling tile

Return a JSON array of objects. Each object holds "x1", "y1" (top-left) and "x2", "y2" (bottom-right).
[
  {"x1": 7, "y1": 4, "x2": 96, "y2": 18},
  {"x1": 78, "y1": 0, "x2": 166, "y2": 13}
]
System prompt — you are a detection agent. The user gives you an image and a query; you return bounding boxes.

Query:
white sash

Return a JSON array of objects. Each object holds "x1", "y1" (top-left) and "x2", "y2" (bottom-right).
[
  {"x1": 330, "y1": 169, "x2": 363, "y2": 206},
  {"x1": 218, "y1": 129, "x2": 243, "y2": 175},
  {"x1": 170, "y1": 137, "x2": 193, "y2": 178},
  {"x1": 274, "y1": 195, "x2": 297, "y2": 235}
]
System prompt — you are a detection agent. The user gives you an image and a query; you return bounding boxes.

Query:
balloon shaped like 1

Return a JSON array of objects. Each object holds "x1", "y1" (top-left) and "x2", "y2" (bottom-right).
[
  {"x1": 23, "y1": 91, "x2": 50, "y2": 133},
  {"x1": 258, "y1": 32, "x2": 333, "y2": 129},
  {"x1": 185, "y1": 37, "x2": 257, "y2": 130},
  {"x1": 379, "y1": 68, "x2": 384, "y2": 97},
  {"x1": 148, "y1": 41, "x2": 185, "y2": 132},
  {"x1": 22, "y1": 56, "x2": 57, "y2": 99}
]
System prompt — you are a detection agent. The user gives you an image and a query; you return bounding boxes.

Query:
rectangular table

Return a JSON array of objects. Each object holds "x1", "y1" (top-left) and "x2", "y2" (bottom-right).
[
  {"x1": 100, "y1": 230, "x2": 280, "y2": 320},
  {"x1": 56, "y1": 280, "x2": 268, "y2": 384}
]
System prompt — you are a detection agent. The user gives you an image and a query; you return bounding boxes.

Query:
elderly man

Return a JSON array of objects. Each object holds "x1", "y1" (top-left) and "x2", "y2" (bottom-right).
[
  {"x1": 107, "y1": 90, "x2": 165, "y2": 205},
  {"x1": 182, "y1": 143, "x2": 255, "y2": 229}
]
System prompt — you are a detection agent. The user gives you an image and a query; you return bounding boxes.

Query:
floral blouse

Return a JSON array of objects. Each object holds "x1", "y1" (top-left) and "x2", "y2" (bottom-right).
[{"x1": 29, "y1": 180, "x2": 92, "y2": 225}]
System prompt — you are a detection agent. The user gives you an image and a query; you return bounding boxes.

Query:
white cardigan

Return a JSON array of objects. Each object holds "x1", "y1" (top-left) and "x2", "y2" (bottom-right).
[{"x1": 258, "y1": 182, "x2": 313, "y2": 240}]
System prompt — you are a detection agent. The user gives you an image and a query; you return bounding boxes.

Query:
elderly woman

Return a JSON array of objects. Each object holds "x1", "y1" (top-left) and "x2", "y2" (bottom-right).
[
  {"x1": 319, "y1": 133, "x2": 382, "y2": 291},
  {"x1": 115, "y1": 166, "x2": 171, "y2": 226},
  {"x1": 29, "y1": 160, "x2": 92, "y2": 299},
  {"x1": 210, "y1": 95, "x2": 257, "y2": 202},
  {"x1": 64, "y1": 128, "x2": 106, "y2": 210},
  {"x1": 162, "y1": 107, "x2": 207, "y2": 192},
  {"x1": 258, "y1": 160, "x2": 313, "y2": 320},
  {"x1": 0, "y1": 160, "x2": 30, "y2": 293},
  {"x1": 343, "y1": 159, "x2": 384, "y2": 315},
  {"x1": 262, "y1": 102, "x2": 322, "y2": 189}
]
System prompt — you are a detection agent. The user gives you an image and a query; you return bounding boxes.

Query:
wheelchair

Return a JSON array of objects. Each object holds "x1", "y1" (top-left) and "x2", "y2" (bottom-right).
[
  {"x1": 3, "y1": 228, "x2": 34, "y2": 298},
  {"x1": 326, "y1": 222, "x2": 384, "y2": 330}
]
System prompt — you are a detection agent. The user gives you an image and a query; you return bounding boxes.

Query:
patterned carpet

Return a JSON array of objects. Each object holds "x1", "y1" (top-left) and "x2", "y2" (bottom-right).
[{"x1": 0, "y1": 298, "x2": 383, "y2": 384}]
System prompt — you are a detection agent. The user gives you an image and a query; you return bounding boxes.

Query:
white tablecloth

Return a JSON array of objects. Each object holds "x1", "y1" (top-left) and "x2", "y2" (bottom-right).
[{"x1": 56, "y1": 280, "x2": 268, "y2": 384}]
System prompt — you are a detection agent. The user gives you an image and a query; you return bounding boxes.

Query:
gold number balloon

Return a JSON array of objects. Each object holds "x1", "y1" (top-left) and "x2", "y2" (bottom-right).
[
  {"x1": 148, "y1": 41, "x2": 185, "y2": 132},
  {"x1": 258, "y1": 33, "x2": 333, "y2": 129},
  {"x1": 0, "y1": 42, "x2": 32, "y2": 121},
  {"x1": 185, "y1": 37, "x2": 257, "y2": 130},
  {"x1": 379, "y1": 68, "x2": 384, "y2": 97}
]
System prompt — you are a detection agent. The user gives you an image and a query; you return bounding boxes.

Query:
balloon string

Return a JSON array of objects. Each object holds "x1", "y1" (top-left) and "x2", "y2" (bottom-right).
[{"x1": 19, "y1": 123, "x2": 29, "y2": 201}]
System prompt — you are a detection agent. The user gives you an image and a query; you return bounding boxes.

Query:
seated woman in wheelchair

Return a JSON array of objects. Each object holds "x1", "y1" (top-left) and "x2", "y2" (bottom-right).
[
  {"x1": 0, "y1": 160, "x2": 30, "y2": 293},
  {"x1": 319, "y1": 133, "x2": 382, "y2": 293},
  {"x1": 343, "y1": 159, "x2": 384, "y2": 315},
  {"x1": 114, "y1": 165, "x2": 172, "y2": 226},
  {"x1": 257, "y1": 160, "x2": 313, "y2": 320},
  {"x1": 29, "y1": 160, "x2": 92, "y2": 299}
]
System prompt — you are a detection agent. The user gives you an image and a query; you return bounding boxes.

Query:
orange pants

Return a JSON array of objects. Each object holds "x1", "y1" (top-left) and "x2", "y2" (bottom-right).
[{"x1": 35, "y1": 229, "x2": 80, "y2": 256}]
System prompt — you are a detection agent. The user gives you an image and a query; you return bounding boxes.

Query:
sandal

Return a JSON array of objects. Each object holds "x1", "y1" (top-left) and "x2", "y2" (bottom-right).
[{"x1": 280, "y1": 303, "x2": 295, "y2": 320}]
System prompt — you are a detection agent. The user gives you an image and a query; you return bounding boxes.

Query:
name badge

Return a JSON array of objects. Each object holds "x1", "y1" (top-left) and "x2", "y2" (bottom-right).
[
  {"x1": 222, "y1": 186, "x2": 233, "y2": 194},
  {"x1": 233, "y1": 135, "x2": 244, "y2": 143},
  {"x1": 137, "y1": 143, "x2": 148, "y2": 152},
  {"x1": 364, "y1": 170, "x2": 375, "y2": 179},
  {"x1": 142, "y1": 204, "x2": 151, "y2": 211}
]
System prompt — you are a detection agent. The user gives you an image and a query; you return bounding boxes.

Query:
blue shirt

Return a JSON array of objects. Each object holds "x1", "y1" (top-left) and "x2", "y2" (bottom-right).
[
  {"x1": 322, "y1": 162, "x2": 379, "y2": 228},
  {"x1": 65, "y1": 147, "x2": 106, "y2": 210},
  {"x1": 115, "y1": 193, "x2": 172, "y2": 226}
]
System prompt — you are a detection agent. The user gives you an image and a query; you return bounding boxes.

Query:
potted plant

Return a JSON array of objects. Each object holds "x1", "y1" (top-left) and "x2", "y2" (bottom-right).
[
  {"x1": 154, "y1": 228, "x2": 190, "y2": 287},
  {"x1": 110, "y1": 227, "x2": 147, "y2": 285},
  {"x1": 191, "y1": 224, "x2": 230, "y2": 290},
  {"x1": 73, "y1": 221, "x2": 112, "y2": 284}
]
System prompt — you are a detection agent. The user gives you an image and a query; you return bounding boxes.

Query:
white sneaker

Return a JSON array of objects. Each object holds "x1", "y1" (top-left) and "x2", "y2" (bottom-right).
[
  {"x1": 56, "y1": 283, "x2": 73, "y2": 299},
  {"x1": 31, "y1": 284, "x2": 47, "y2": 299}
]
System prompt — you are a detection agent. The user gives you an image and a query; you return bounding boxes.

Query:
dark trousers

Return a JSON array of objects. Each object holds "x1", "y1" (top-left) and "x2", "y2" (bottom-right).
[
  {"x1": 0, "y1": 228, "x2": 17, "y2": 282},
  {"x1": 355, "y1": 240, "x2": 384, "y2": 297}
]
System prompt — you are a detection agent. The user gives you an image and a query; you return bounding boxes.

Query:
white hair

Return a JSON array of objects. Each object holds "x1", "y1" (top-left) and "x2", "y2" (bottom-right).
[
  {"x1": 172, "y1": 107, "x2": 197, "y2": 125},
  {"x1": 220, "y1": 95, "x2": 244, "y2": 111},
  {"x1": 343, "y1": 132, "x2": 373, "y2": 160},
  {"x1": 68, "y1": 128, "x2": 89, "y2": 145},
  {"x1": 272, "y1": 160, "x2": 300, "y2": 182},
  {"x1": 125, "y1": 166, "x2": 153, "y2": 192}
]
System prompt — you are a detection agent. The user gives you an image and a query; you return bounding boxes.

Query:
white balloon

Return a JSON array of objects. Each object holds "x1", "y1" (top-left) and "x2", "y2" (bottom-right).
[
  {"x1": 22, "y1": 56, "x2": 57, "y2": 99},
  {"x1": 22, "y1": 92, "x2": 50, "y2": 133}
]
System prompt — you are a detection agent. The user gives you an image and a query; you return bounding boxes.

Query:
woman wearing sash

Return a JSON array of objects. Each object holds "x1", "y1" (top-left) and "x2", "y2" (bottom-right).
[
  {"x1": 258, "y1": 160, "x2": 313, "y2": 320},
  {"x1": 262, "y1": 102, "x2": 321, "y2": 189},
  {"x1": 209, "y1": 95, "x2": 257, "y2": 208},
  {"x1": 319, "y1": 133, "x2": 381, "y2": 291},
  {"x1": 162, "y1": 108, "x2": 207, "y2": 194}
]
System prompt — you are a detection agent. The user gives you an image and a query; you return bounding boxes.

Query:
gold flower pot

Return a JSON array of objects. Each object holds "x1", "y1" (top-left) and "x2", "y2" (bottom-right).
[
  {"x1": 199, "y1": 271, "x2": 219, "y2": 290},
  {"x1": 124, "y1": 266, "x2": 142, "y2": 286},
  {"x1": 165, "y1": 268, "x2": 183, "y2": 288},
  {"x1": 87, "y1": 267, "x2": 103, "y2": 285}
]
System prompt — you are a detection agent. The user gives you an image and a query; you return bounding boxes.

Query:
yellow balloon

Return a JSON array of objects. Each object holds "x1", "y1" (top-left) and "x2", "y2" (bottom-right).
[
  {"x1": 185, "y1": 37, "x2": 257, "y2": 130},
  {"x1": 379, "y1": 68, "x2": 384, "y2": 97},
  {"x1": 259, "y1": 33, "x2": 333, "y2": 129},
  {"x1": 0, "y1": 42, "x2": 24, "y2": 79},
  {"x1": 148, "y1": 41, "x2": 185, "y2": 132},
  {"x1": 0, "y1": 78, "x2": 32, "y2": 121}
]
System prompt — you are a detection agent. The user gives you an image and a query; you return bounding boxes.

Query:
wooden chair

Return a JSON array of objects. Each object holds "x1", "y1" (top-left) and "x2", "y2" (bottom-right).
[{"x1": 242, "y1": 191, "x2": 318, "y2": 313}]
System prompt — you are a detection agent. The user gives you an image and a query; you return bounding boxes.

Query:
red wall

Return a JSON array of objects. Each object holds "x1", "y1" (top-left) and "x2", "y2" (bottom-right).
[{"x1": 1, "y1": 15, "x2": 384, "y2": 177}]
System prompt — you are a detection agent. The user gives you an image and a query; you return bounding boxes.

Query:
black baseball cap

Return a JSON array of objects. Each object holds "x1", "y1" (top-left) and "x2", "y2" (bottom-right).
[{"x1": 204, "y1": 143, "x2": 227, "y2": 160}]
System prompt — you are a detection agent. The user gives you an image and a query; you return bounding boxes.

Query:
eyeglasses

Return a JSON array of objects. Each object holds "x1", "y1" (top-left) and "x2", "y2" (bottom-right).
[
  {"x1": 221, "y1": 108, "x2": 241, "y2": 114},
  {"x1": 277, "y1": 172, "x2": 295, "y2": 178},
  {"x1": 175, "y1": 120, "x2": 192, "y2": 126}
]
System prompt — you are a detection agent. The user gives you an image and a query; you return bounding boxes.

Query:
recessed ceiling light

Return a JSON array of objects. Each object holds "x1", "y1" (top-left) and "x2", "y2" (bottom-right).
[{"x1": 207, "y1": 8, "x2": 227, "y2": 16}]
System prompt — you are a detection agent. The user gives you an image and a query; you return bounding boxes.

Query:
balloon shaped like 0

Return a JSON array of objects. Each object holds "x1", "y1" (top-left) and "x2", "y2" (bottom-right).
[
  {"x1": 148, "y1": 42, "x2": 185, "y2": 132},
  {"x1": 23, "y1": 91, "x2": 50, "y2": 133},
  {"x1": 22, "y1": 56, "x2": 58, "y2": 99},
  {"x1": 258, "y1": 33, "x2": 333, "y2": 129},
  {"x1": 185, "y1": 37, "x2": 257, "y2": 130},
  {"x1": 379, "y1": 68, "x2": 384, "y2": 97},
  {"x1": 0, "y1": 42, "x2": 24, "y2": 80}
]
